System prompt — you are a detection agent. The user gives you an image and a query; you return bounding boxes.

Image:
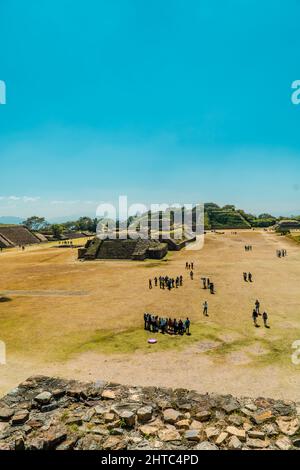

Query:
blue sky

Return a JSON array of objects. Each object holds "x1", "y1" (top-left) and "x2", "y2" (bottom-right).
[{"x1": 0, "y1": 0, "x2": 300, "y2": 219}]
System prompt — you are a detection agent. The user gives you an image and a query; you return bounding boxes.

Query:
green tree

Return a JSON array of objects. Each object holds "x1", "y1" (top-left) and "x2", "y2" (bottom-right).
[
  {"x1": 258, "y1": 213, "x2": 276, "y2": 219},
  {"x1": 22, "y1": 216, "x2": 47, "y2": 231},
  {"x1": 222, "y1": 204, "x2": 235, "y2": 211},
  {"x1": 51, "y1": 224, "x2": 64, "y2": 239},
  {"x1": 204, "y1": 202, "x2": 220, "y2": 211},
  {"x1": 75, "y1": 217, "x2": 97, "y2": 232}
]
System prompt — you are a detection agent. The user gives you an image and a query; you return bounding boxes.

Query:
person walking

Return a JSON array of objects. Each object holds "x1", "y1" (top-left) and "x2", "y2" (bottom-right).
[
  {"x1": 203, "y1": 300, "x2": 208, "y2": 316},
  {"x1": 255, "y1": 299, "x2": 260, "y2": 314},
  {"x1": 185, "y1": 317, "x2": 191, "y2": 335},
  {"x1": 262, "y1": 311, "x2": 269, "y2": 328},
  {"x1": 149, "y1": 279, "x2": 152, "y2": 289},
  {"x1": 252, "y1": 309, "x2": 259, "y2": 327},
  {"x1": 248, "y1": 272, "x2": 252, "y2": 282},
  {"x1": 144, "y1": 312, "x2": 148, "y2": 330}
]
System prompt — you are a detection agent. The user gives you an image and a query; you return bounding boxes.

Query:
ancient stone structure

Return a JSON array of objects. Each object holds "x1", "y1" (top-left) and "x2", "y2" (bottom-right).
[
  {"x1": 78, "y1": 238, "x2": 168, "y2": 261},
  {"x1": 275, "y1": 220, "x2": 300, "y2": 233},
  {"x1": 0, "y1": 225, "x2": 46, "y2": 249},
  {"x1": 0, "y1": 376, "x2": 299, "y2": 450},
  {"x1": 161, "y1": 236, "x2": 196, "y2": 251}
]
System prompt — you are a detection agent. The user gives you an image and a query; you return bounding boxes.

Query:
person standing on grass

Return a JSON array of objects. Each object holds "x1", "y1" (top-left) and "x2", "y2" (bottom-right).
[
  {"x1": 185, "y1": 317, "x2": 191, "y2": 335},
  {"x1": 203, "y1": 300, "x2": 208, "y2": 316},
  {"x1": 262, "y1": 311, "x2": 269, "y2": 328},
  {"x1": 252, "y1": 309, "x2": 259, "y2": 327}
]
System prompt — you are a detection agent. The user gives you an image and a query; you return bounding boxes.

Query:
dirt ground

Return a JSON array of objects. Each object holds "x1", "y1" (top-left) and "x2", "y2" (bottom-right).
[{"x1": 0, "y1": 231, "x2": 300, "y2": 399}]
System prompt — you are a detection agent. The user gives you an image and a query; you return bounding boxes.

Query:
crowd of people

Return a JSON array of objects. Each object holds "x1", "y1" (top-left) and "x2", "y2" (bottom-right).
[
  {"x1": 145, "y1": 241, "x2": 277, "y2": 335},
  {"x1": 144, "y1": 313, "x2": 191, "y2": 335},
  {"x1": 252, "y1": 299, "x2": 269, "y2": 328},
  {"x1": 277, "y1": 249, "x2": 287, "y2": 258},
  {"x1": 148, "y1": 275, "x2": 183, "y2": 290}
]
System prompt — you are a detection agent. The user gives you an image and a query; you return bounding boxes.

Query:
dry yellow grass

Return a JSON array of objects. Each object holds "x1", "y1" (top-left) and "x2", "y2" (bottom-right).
[{"x1": 0, "y1": 230, "x2": 300, "y2": 398}]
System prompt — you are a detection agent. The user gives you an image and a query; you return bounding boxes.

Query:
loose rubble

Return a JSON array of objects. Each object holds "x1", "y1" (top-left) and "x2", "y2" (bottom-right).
[{"x1": 0, "y1": 376, "x2": 299, "y2": 450}]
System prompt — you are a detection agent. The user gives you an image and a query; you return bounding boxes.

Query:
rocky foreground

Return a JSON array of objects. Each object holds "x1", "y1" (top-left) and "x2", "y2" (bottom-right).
[{"x1": 0, "y1": 376, "x2": 300, "y2": 450}]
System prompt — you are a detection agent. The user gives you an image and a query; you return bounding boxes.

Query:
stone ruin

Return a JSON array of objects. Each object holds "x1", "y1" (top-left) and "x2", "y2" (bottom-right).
[
  {"x1": 78, "y1": 235, "x2": 197, "y2": 261},
  {"x1": 0, "y1": 225, "x2": 47, "y2": 249},
  {"x1": 0, "y1": 375, "x2": 299, "y2": 450},
  {"x1": 78, "y1": 238, "x2": 169, "y2": 261}
]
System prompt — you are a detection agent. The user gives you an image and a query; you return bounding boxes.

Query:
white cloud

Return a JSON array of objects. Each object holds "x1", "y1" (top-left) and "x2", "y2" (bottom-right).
[
  {"x1": 0, "y1": 196, "x2": 40, "y2": 203},
  {"x1": 22, "y1": 196, "x2": 40, "y2": 203},
  {"x1": 51, "y1": 200, "x2": 80, "y2": 205}
]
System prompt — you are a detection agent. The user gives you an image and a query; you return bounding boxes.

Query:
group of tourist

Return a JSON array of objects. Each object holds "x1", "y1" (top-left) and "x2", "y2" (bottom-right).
[
  {"x1": 276, "y1": 249, "x2": 287, "y2": 258},
  {"x1": 144, "y1": 313, "x2": 191, "y2": 335},
  {"x1": 201, "y1": 277, "x2": 215, "y2": 294},
  {"x1": 185, "y1": 261, "x2": 194, "y2": 270},
  {"x1": 252, "y1": 299, "x2": 269, "y2": 328},
  {"x1": 185, "y1": 262, "x2": 195, "y2": 280},
  {"x1": 243, "y1": 272, "x2": 253, "y2": 282},
  {"x1": 145, "y1": 244, "x2": 276, "y2": 334},
  {"x1": 149, "y1": 275, "x2": 183, "y2": 290}
]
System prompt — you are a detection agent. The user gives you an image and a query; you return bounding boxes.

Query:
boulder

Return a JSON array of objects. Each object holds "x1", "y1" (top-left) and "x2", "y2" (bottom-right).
[
  {"x1": 163, "y1": 408, "x2": 180, "y2": 424},
  {"x1": 158, "y1": 429, "x2": 181, "y2": 442},
  {"x1": 34, "y1": 391, "x2": 53, "y2": 405},
  {"x1": 137, "y1": 406, "x2": 153, "y2": 423}
]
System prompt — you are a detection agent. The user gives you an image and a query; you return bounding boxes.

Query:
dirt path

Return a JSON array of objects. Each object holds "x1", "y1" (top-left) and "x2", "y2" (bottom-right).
[{"x1": 1, "y1": 230, "x2": 300, "y2": 398}]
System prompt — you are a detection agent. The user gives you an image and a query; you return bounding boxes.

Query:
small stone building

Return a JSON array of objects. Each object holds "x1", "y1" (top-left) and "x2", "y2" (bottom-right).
[
  {"x1": 78, "y1": 238, "x2": 168, "y2": 261},
  {"x1": 0, "y1": 225, "x2": 45, "y2": 248}
]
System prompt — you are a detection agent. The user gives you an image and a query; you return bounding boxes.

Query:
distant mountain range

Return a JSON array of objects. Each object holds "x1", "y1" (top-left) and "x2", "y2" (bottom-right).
[
  {"x1": 0, "y1": 216, "x2": 23, "y2": 225},
  {"x1": 0, "y1": 214, "x2": 94, "y2": 225}
]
